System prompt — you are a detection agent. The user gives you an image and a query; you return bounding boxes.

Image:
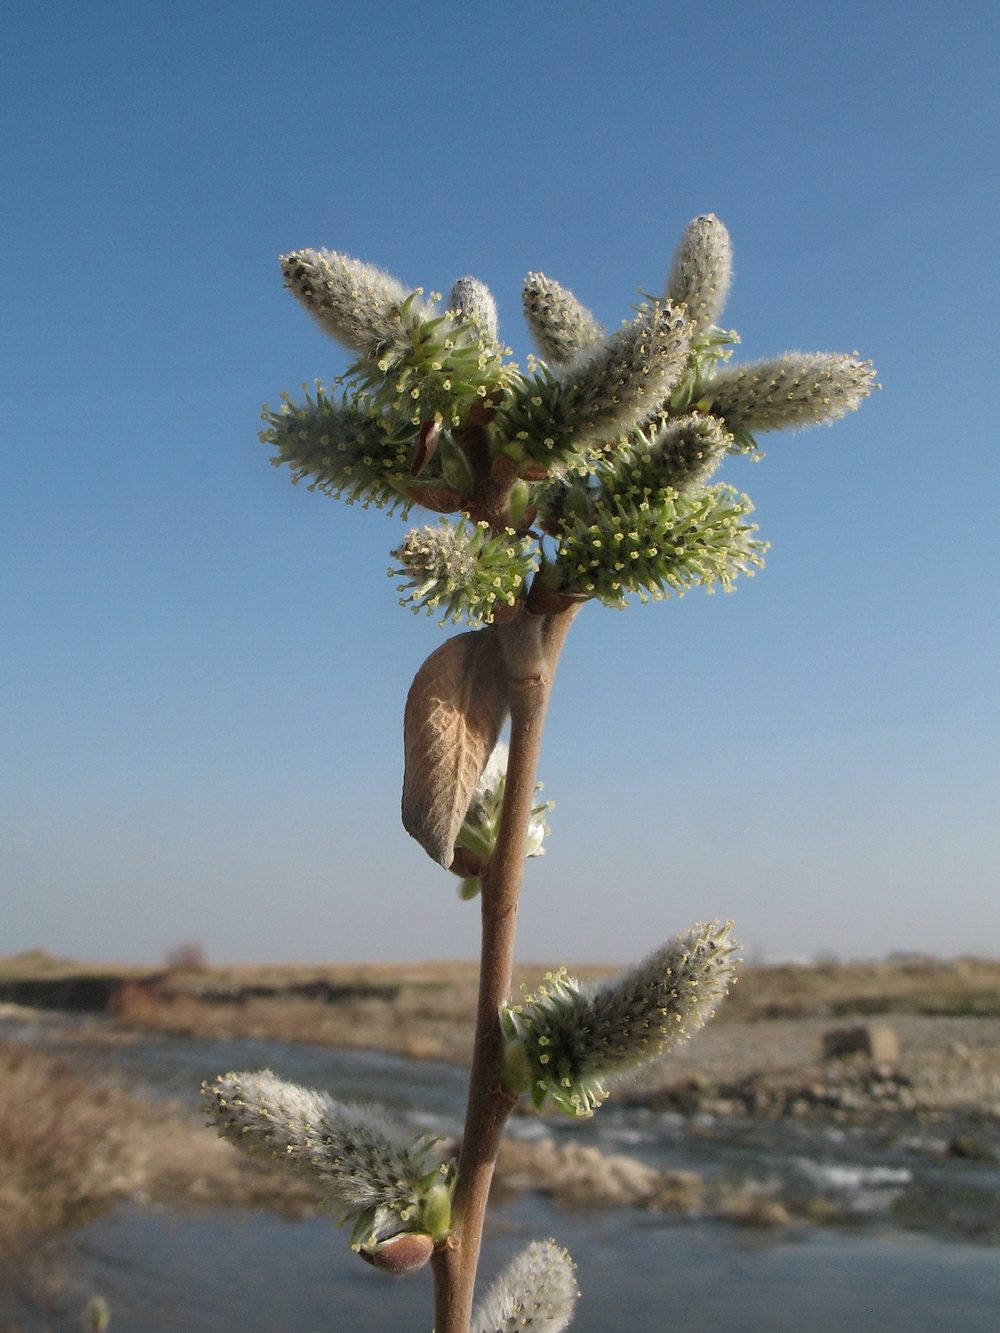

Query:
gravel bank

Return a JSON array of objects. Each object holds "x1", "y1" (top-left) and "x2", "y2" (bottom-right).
[{"x1": 625, "y1": 1014, "x2": 1000, "y2": 1120}]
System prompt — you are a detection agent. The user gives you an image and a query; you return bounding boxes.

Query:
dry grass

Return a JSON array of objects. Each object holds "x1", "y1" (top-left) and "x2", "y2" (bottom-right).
[
  {"x1": 0, "y1": 1039, "x2": 319, "y2": 1265},
  {"x1": 724, "y1": 956, "x2": 1000, "y2": 1020},
  {"x1": 111, "y1": 970, "x2": 482, "y2": 1062},
  {"x1": 0, "y1": 1041, "x2": 147, "y2": 1256}
]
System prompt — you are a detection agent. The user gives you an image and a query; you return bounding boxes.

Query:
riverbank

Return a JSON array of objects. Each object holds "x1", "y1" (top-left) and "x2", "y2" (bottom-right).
[
  {"x1": 623, "y1": 1012, "x2": 1000, "y2": 1125},
  {"x1": 5, "y1": 952, "x2": 1000, "y2": 1066},
  {"x1": 0, "y1": 1039, "x2": 320, "y2": 1266},
  {"x1": 4, "y1": 1006, "x2": 1000, "y2": 1263},
  {"x1": 6, "y1": 1004, "x2": 1000, "y2": 1333},
  {"x1": 5, "y1": 951, "x2": 1000, "y2": 1281},
  {"x1": 7, "y1": 953, "x2": 1000, "y2": 1133}
]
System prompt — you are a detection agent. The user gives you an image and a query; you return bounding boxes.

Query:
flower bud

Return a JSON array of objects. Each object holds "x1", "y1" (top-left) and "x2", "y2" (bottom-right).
[
  {"x1": 202, "y1": 1070, "x2": 452, "y2": 1248},
  {"x1": 701, "y1": 352, "x2": 877, "y2": 433},
  {"x1": 448, "y1": 277, "x2": 499, "y2": 341},
  {"x1": 280, "y1": 249, "x2": 418, "y2": 362},
  {"x1": 523, "y1": 272, "x2": 603, "y2": 365},
  {"x1": 359, "y1": 1231, "x2": 435, "y2": 1275}
]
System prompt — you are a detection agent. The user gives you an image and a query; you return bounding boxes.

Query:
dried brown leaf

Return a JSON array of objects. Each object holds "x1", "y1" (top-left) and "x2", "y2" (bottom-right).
[{"x1": 402, "y1": 629, "x2": 510, "y2": 866}]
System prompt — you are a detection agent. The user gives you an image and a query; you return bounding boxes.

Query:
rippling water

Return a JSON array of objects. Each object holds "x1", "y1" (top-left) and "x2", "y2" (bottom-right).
[{"x1": 9, "y1": 1015, "x2": 1000, "y2": 1331}]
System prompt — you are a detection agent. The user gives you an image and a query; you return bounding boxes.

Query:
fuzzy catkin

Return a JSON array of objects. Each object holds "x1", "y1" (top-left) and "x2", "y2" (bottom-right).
[
  {"x1": 203, "y1": 1071, "x2": 427, "y2": 1238},
  {"x1": 502, "y1": 922, "x2": 738, "y2": 1114},
  {"x1": 280, "y1": 249, "x2": 425, "y2": 363},
  {"x1": 449, "y1": 277, "x2": 499, "y2": 341},
  {"x1": 572, "y1": 922, "x2": 737, "y2": 1075},
  {"x1": 522, "y1": 273, "x2": 604, "y2": 365},
  {"x1": 664, "y1": 214, "x2": 733, "y2": 338},
  {"x1": 612, "y1": 412, "x2": 732, "y2": 494},
  {"x1": 473, "y1": 1240, "x2": 578, "y2": 1333},
  {"x1": 701, "y1": 352, "x2": 876, "y2": 432},
  {"x1": 553, "y1": 302, "x2": 691, "y2": 449},
  {"x1": 390, "y1": 520, "x2": 536, "y2": 627}
]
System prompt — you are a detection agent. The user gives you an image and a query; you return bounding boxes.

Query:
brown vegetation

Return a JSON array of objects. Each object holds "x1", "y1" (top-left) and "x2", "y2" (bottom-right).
[
  {"x1": 724, "y1": 955, "x2": 1000, "y2": 1020},
  {"x1": 7, "y1": 952, "x2": 1000, "y2": 1063},
  {"x1": 97, "y1": 954, "x2": 1000, "y2": 1070},
  {"x1": 0, "y1": 1039, "x2": 317, "y2": 1265}
]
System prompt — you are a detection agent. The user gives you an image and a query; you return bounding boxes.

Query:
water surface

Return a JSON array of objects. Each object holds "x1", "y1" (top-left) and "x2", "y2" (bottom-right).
[{"x1": 9, "y1": 1014, "x2": 1000, "y2": 1330}]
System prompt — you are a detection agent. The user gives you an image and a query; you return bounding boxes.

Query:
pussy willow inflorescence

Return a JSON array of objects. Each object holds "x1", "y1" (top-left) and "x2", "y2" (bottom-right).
[{"x1": 500, "y1": 922, "x2": 739, "y2": 1115}]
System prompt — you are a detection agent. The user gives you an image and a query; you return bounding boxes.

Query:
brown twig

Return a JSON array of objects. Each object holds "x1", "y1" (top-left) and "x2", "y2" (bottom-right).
[{"x1": 433, "y1": 602, "x2": 578, "y2": 1333}]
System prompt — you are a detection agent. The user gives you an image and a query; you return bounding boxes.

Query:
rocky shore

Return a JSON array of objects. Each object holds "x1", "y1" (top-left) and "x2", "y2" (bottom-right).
[{"x1": 621, "y1": 1013, "x2": 1000, "y2": 1125}]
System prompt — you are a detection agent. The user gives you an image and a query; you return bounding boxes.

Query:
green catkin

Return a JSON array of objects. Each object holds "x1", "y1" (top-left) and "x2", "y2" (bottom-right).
[
  {"x1": 390, "y1": 520, "x2": 537, "y2": 627},
  {"x1": 261, "y1": 383, "x2": 413, "y2": 511},
  {"x1": 550, "y1": 484, "x2": 767, "y2": 607}
]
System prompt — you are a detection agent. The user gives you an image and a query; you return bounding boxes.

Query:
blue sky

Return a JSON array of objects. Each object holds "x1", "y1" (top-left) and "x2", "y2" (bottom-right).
[{"x1": 3, "y1": 0, "x2": 998, "y2": 965}]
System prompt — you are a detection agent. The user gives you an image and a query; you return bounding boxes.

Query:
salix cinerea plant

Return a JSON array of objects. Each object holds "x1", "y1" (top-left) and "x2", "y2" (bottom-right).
[{"x1": 203, "y1": 215, "x2": 876, "y2": 1332}]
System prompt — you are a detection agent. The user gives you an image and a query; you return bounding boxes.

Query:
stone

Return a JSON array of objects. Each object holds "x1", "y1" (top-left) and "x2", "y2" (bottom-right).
[{"x1": 821, "y1": 1022, "x2": 900, "y2": 1065}]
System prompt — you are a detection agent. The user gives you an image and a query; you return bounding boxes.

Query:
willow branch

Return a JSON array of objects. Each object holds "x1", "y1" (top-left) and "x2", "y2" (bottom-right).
[{"x1": 433, "y1": 602, "x2": 578, "y2": 1333}]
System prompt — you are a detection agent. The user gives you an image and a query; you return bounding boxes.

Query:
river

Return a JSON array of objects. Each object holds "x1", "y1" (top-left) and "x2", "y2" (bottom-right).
[{"x1": 7, "y1": 1015, "x2": 1000, "y2": 1331}]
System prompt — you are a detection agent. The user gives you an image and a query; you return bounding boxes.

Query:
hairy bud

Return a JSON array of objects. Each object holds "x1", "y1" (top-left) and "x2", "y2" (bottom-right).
[
  {"x1": 449, "y1": 277, "x2": 499, "y2": 341},
  {"x1": 556, "y1": 304, "x2": 691, "y2": 446},
  {"x1": 611, "y1": 412, "x2": 732, "y2": 495},
  {"x1": 280, "y1": 249, "x2": 423, "y2": 363},
  {"x1": 701, "y1": 352, "x2": 877, "y2": 433},
  {"x1": 84, "y1": 1297, "x2": 110, "y2": 1332},
  {"x1": 665, "y1": 214, "x2": 733, "y2": 338},
  {"x1": 473, "y1": 1240, "x2": 578, "y2": 1333},
  {"x1": 501, "y1": 922, "x2": 738, "y2": 1115},
  {"x1": 523, "y1": 273, "x2": 604, "y2": 366},
  {"x1": 503, "y1": 302, "x2": 691, "y2": 470}
]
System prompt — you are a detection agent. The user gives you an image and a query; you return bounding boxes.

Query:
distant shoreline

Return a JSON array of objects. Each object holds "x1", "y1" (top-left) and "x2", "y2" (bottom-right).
[{"x1": 5, "y1": 952, "x2": 1000, "y2": 1069}]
